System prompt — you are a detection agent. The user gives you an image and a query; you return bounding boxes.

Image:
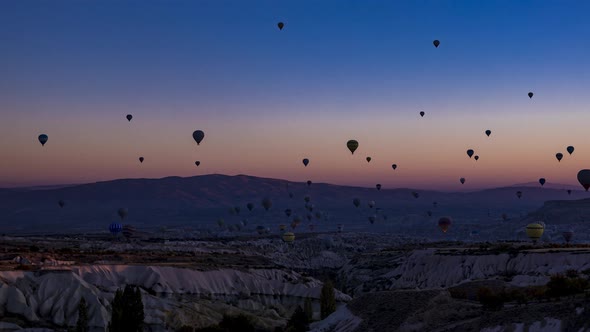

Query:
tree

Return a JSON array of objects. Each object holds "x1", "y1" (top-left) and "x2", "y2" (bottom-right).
[
  {"x1": 477, "y1": 287, "x2": 505, "y2": 311},
  {"x1": 76, "y1": 297, "x2": 89, "y2": 332},
  {"x1": 109, "y1": 285, "x2": 144, "y2": 332},
  {"x1": 320, "y1": 280, "x2": 336, "y2": 319},
  {"x1": 285, "y1": 306, "x2": 309, "y2": 332},
  {"x1": 304, "y1": 297, "x2": 313, "y2": 322},
  {"x1": 218, "y1": 314, "x2": 255, "y2": 332}
]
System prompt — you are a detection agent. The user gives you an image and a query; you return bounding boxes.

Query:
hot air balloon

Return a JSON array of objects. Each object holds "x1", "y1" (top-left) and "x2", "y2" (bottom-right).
[
  {"x1": 366, "y1": 157, "x2": 371, "y2": 163},
  {"x1": 122, "y1": 225, "x2": 135, "y2": 239},
  {"x1": 247, "y1": 203, "x2": 254, "y2": 212},
  {"x1": 438, "y1": 217, "x2": 452, "y2": 233},
  {"x1": 234, "y1": 206, "x2": 240, "y2": 215},
  {"x1": 555, "y1": 153, "x2": 563, "y2": 162},
  {"x1": 392, "y1": 164, "x2": 397, "y2": 170},
  {"x1": 192, "y1": 130, "x2": 205, "y2": 145},
  {"x1": 376, "y1": 184, "x2": 382, "y2": 190},
  {"x1": 117, "y1": 208, "x2": 128, "y2": 220},
  {"x1": 412, "y1": 192, "x2": 419, "y2": 199},
  {"x1": 526, "y1": 223, "x2": 544, "y2": 243},
  {"x1": 567, "y1": 189, "x2": 572, "y2": 195},
  {"x1": 419, "y1": 111, "x2": 425, "y2": 118},
  {"x1": 283, "y1": 232, "x2": 295, "y2": 243},
  {"x1": 109, "y1": 223, "x2": 122, "y2": 235},
  {"x1": 38, "y1": 134, "x2": 48, "y2": 146},
  {"x1": 516, "y1": 191, "x2": 523, "y2": 199},
  {"x1": 126, "y1": 114, "x2": 133, "y2": 122},
  {"x1": 368, "y1": 201, "x2": 375, "y2": 209},
  {"x1": 577, "y1": 170, "x2": 590, "y2": 191},
  {"x1": 279, "y1": 224, "x2": 287, "y2": 232},
  {"x1": 139, "y1": 157, "x2": 144, "y2": 163},
  {"x1": 289, "y1": 192, "x2": 294, "y2": 198},
  {"x1": 307, "y1": 180, "x2": 312, "y2": 187},
  {"x1": 353, "y1": 198, "x2": 360, "y2": 208},
  {"x1": 368, "y1": 215, "x2": 376, "y2": 224},
  {"x1": 337, "y1": 224, "x2": 343, "y2": 233},
  {"x1": 567, "y1": 146, "x2": 575, "y2": 155},
  {"x1": 563, "y1": 230, "x2": 574, "y2": 244},
  {"x1": 303, "y1": 158, "x2": 309, "y2": 167},
  {"x1": 502, "y1": 213, "x2": 508, "y2": 221},
  {"x1": 528, "y1": 92, "x2": 534, "y2": 99},
  {"x1": 427, "y1": 211, "x2": 432, "y2": 217},
  {"x1": 460, "y1": 177, "x2": 465, "y2": 184},
  {"x1": 285, "y1": 209, "x2": 292, "y2": 217},
  {"x1": 58, "y1": 200, "x2": 65, "y2": 208},
  {"x1": 433, "y1": 201, "x2": 438, "y2": 207},
  {"x1": 347, "y1": 140, "x2": 359, "y2": 154},
  {"x1": 539, "y1": 178, "x2": 546, "y2": 186},
  {"x1": 277, "y1": 22, "x2": 284, "y2": 30},
  {"x1": 256, "y1": 225, "x2": 267, "y2": 235},
  {"x1": 195, "y1": 161, "x2": 200, "y2": 167},
  {"x1": 474, "y1": 155, "x2": 479, "y2": 161},
  {"x1": 262, "y1": 198, "x2": 272, "y2": 211},
  {"x1": 485, "y1": 130, "x2": 491, "y2": 137},
  {"x1": 433, "y1": 40, "x2": 440, "y2": 48},
  {"x1": 467, "y1": 149, "x2": 474, "y2": 158}
]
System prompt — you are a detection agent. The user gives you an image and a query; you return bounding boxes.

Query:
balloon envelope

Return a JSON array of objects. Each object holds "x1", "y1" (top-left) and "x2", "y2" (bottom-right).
[
  {"x1": 38, "y1": 134, "x2": 48, "y2": 146},
  {"x1": 555, "y1": 153, "x2": 563, "y2": 162},
  {"x1": 539, "y1": 178, "x2": 546, "y2": 186},
  {"x1": 419, "y1": 111, "x2": 425, "y2": 117},
  {"x1": 467, "y1": 149, "x2": 474, "y2": 158},
  {"x1": 485, "y1": 130, "x2": 491, "y2": 137},
  {"x1": 195, "y1": 161, "x2": 200, "y2": 166},
  {"x1": 433, "y1": 40, "x2": 440, "y2": 48},
  {"x1": 117, "y1": 208, "x2": 128, "y2": 220},
  {"x1": 577, "y1": 170, "x2": 590, "y2": 191},
  {"x1": 567, "y1": 146, "x2": 575, "y2": 155},
  {"x1": 302, "y1": 158, "x2": 309, "y2": 167},
  {"x1": 126, "y1": 114, "x2": 132, "y2": 122},
  {"x1": 192, "y1": 130, "x2": 205, "y2": 145},
  {"x1": 438, "y1": 217, "x2": 452, "y2": 233},
  {"x1": 347, "y1": 140, "x2": 359, "y2": 154},
  {"x1": 277, "y1": 22, "x2": 284, "y2": 30},
  {"x1": 392, "y1": 164, "x2": 397, "y2": 170},
  {"x1": 526, "y1": 223, "x2": 544, "y2": 241},
  {"x1": 528, "y1": 92, "x2": 534, "y2": 99}
]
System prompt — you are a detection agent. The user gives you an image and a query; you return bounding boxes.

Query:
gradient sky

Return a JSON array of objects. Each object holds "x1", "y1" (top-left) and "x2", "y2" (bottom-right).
[{"x1": 2, "y1": 1, "x2": 590, "y2": 190}]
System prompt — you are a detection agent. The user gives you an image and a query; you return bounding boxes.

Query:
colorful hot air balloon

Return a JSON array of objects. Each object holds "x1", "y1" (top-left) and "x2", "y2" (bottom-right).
[
  {"x1": 126, "y1": 114, "x2": 133, "y2": 122},
  {"x1": 438, "y1": 217, "x2": 452, "y2": 233},
  {"x1": 302, "y1": 158, "x2": 309, "y2": 167},
  {"x1": 122, "y1": 225, "x2": 136, "y2": 239},
  {"x1": 347, "y1": 140, "x2": 359, "y2": 154},
  {"x1": 58, "y1": 200, "x2": 65, "y2": 208},
  {"x1": 577, "y1": 170, "x2": 590, "y2": 191},
  {"x1": 467, "y1": 149, "x2": 474, "y2": 158},
  {"x1": 555, "y1": 153, "x2": 563, "y2": 162},
  {"x1": 516, "y1": 191, "x2": 523, "y2": 199},
  {"x1": 419, "y1": 111, "x2": 425, "y2": 117},
  {"x1": 283, "y1": 232, "x2": 295, "y2": 243},
  {"x1": 526, "y1": 223, "x2": 544, "y2": 242},
  {"x1": 433, "y1": 40, "x2": 440, "y2": 48},
  {"x1": 539, "y1": 178, "x2": 546, "y2": 186},
  {"x1": 279, "y1": 224, "x2": 287, "y2": 232},
  {"x1": 277, "y1": 22, "x2": 285, "y2": 30},
  {"x1": 460, "y1": 177, "x2": 465, "y2": 184},
  {"x1": 38, "y1": 134, "x2": 48, "y2": 146},
  {"x1": 262, "y1": 198, "x2": 272, "y2": 211},
  {"x1": 195, "y1": 161, "x2": 200, "y2": 166},
  {"x1": 528, "y1": 92, "x2": 534, "y2": 99},
  {"x1": 139, "y1": 157, "x2": 144, "y2": 163},
  {"x1": 474, "y1": 155, "x2": 479, "y2": 161},
  {"x1": 392, "y1": 164, "x2": 397, "y2": 170},
  {"x1": 192, "y1": 130, "x2": 205, "y2": 145},
  {"x1": 567, "y1": 146, "x2": 575, "y2": 155},
  {"x1": 376, "y1": 184, "x2": 382, "y2": 190},
  {"x1": 109, "y1": 223, "x2": 123, "y2": 235},
  {"x1": 117, "y1": 208, "x2": 128, "y2": 220},
  {"x1": 366, "y1": 157, "x2": 371, "y2": 163},
  {"x1": 485, "y1": 130, "x2": 491, "y2": 137}
]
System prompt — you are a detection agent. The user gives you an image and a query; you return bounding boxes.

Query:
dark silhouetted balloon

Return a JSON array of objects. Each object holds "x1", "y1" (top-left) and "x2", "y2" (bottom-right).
[
  {"x1": 117, "y1": 208, "x2": 128, "y2": 220},
  {"x1": 539, "y1": 178, "x2": 546, "y2": 186},
  {"x1": 303, "y1": 158, "x2": 309, "y2": 167},
  {"x1": 368, "y1": 201, "x2": 375, "y2": 209},
  {"x1": 528, "y1": 92, "x2": 534, "y2": 99},
  {"x1": 262, "y1": 198, "x2": 272, "y2": 211},
  {"x1": 467, "y1": 149, "x2": 474, "y2": 158},
  {"x1": 460, "y1": 177, "x2": 465, "y2": 184},
  {"x1": 353, "y1": 198, "x2": 360, "y2": 208},
  {"x1": 304, "y1": 195, "x2": 311, "y2": 203},
  {"x1": 516, "y1": 191, "x2": 523, "y2": 199},
  {"x1": 58, "y1": 200, "x2": 65, "y2": 208},
  {"x1": 195, "y1": 161, "x2": 200, "y2": 166},
  {"x1": 192, "y1": 130, "x2": 205, "y2": 145},
  {"x1": 307, "y1": 180, "x2": 312, "y2": 186},
  {"x1": 438, "y1": 217, "x2": 452, "y2": 233},
  {"x1": 567, "y1": 189, "x2": 572, "y2": 195},
  {"x1": 366, "y1": 157, "x2": 371, "y2": 163},
  {"x1": 285, "y1": 209, "x2": 292, "y2": 217},
  {"x1": 368, "y1": 215, "x2": 376, "y2": 224},
  {"x1": 433, "y1": 40, "x2": 440, "y2": 48},
  {"x1": 392, "y1": 164, "x2": 397, "y2": 170},
  {"x1": 289, "y1": 192, "x2": 294, "y2": 198},
  {"x1": 485, "y1": 130, "x2": 491, "y2": 137},
  {"x1": 247, "y1": 203, "x2": 254, "y2": 211},
  {"x1": 556, "y1": 153, "x2": 563, "y2": 162},
  {"x1": 567, "y1": 146, "x2": 575, "y2": 155},
  {"x1": 122, "y1": 225, "x2": 135, "y2": 239},
  {"x1": 412, "y1": 192, "x2": 419, "y2": 198},
  {"x1": 577, "y1": 170, "x2": 590, "y2": 191},
  {"x1": 420, "y1": 111, "x2": 425, "y2": 117},
  {"x1": 139, "y1": 157, "x2": 144, "y2": 163},
  {"x1": 347, "y1": 140, "x2": 359, "y2": 154},
  {"x1": 427, "y1": 211, "x2": 432, "y2": 217},
  {"x1": 277, "y1": 22, "x2": 284, "y2": 30},
  {"x1": 126, "y1": 114, "x2": 133, "y2": 122},
  {"x1": 376, "y1": 184, "x2": 381, "y2": 190},
  {"x1": 474, "y1": 155, "x2": 479, "y2": 161},
  {"x1": 38, "y1": 134, "x2": 48, "y2": 146}
]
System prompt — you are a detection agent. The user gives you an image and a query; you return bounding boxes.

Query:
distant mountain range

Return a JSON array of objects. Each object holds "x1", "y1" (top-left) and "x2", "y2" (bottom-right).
[{"x1": 0, "y1": 174, "x2": 588, "y2": 234}]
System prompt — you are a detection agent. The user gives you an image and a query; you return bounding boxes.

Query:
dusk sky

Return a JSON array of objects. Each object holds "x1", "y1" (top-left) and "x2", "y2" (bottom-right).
[{"x1": 2, "y1": 1, "x2": 590, "y2": 190}]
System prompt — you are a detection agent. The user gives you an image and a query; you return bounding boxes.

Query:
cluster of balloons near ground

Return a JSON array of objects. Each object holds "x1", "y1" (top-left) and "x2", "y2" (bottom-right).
[{"x1": 34, "y1": 29, "x2": 590, "y2": 242}]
